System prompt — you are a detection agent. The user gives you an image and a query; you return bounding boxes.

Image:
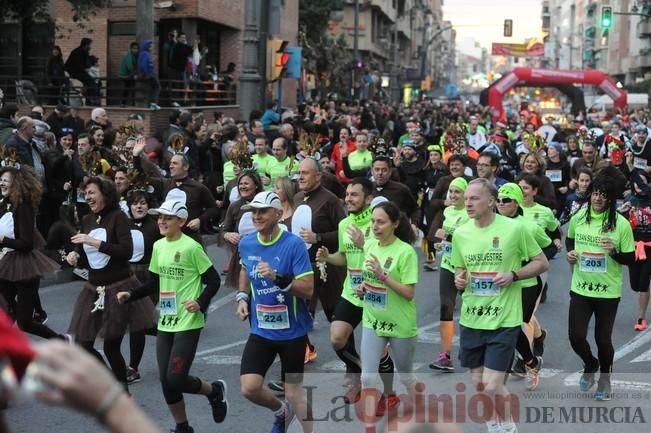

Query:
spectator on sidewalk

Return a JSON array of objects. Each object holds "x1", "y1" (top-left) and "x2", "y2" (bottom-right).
[
  {"x1": 0, "y1": 103, "x2": 19, "y2": 144},
  {"x1": 137, "y1": 40, "x2": 161, "y2": 110},
  {"x1": 119, "y1": 42, "x2": 139, "y2": 106},
  {"x1": 64, "y1": 38, "x2": 98, "y2": 105},
  {"x1": 46, "y1": 46, "x2": 67, "y2": 105}
]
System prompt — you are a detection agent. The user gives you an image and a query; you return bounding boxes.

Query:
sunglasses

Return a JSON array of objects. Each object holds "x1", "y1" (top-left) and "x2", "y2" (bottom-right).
[
  {"x1": 591, "y1": 191, "x2": 608, "y2": 199},
  {"x1": 496, "y1": 197, "x2": 514, "y2": 204}
]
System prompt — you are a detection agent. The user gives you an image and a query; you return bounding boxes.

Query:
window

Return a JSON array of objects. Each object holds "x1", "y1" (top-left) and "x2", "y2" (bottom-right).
[{"x1": 109, "y1": 22, "x2": 136, "y2": 36}]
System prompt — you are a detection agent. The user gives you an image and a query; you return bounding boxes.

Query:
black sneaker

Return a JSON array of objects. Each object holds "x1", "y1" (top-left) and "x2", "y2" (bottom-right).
[
  {"x1": 208, "y1": 380, "x2": 228, "y2": 423},
  {"x1": 268, "y1": 380, "x2": 285, "y2": 393},
  {"x1": 169, "y1": 426, "x2": 194, "y2": 433},
  {"x1": 533, "y1": 329, "x2": 546, "y2": 357},
  {"x1": 127, "y1": 366, "x2": 141, "y2": 384},
  {"x1": 33, "y1": 310, "x2": 48, "y2": 325},
  {"x1": 511, "y1": 357, "x2": 526, "y2": 378}
]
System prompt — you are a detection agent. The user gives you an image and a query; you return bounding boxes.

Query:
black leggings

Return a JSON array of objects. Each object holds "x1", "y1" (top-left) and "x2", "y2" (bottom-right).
[
  {"x1": 516, "y1": 280, "x2": 543, "y2": 363},
  {"x1": 157, "y1": 329, "x2": 203, "y2": 405},
  {"x1": 79, "y1": 337, "x2": 127, "y2": 386},
  {"x1": 568, "y1": 291, "x2": 620, "y2": 374},
  {"x1": 439, "y1": 268, "x2": 458, "y2": 321},
  {"x1": 0, "y1": 278, "x2": 60, "y2": 339}
]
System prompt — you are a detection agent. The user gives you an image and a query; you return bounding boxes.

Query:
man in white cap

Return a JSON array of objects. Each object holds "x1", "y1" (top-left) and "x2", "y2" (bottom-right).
[{"x1": 236, "y1": 191, "x2": 315, "y2": 433}]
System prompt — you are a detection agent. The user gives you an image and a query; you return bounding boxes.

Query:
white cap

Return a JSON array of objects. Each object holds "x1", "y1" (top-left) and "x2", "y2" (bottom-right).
[
  {"x1": 241, "y1": 191, "x2": 282, "y2": 211},
  {"x1": 371, "y1": 195, "x2": 389, "y2": 209},
  {"x1": 148, "y1": 199, "x2": 188, "y2": 219}
]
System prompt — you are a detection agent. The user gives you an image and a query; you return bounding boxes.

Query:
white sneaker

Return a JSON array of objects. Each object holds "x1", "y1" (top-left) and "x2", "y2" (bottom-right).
[
  {"x1": 500, "y1": 418, "x2": 519, "y2": 433},
  {"x1": 525, "y1": 356, "x2": 543, "y2": 391},
  {"x1": 486, "y1": 419, "x2": 501, "y2": 433}
]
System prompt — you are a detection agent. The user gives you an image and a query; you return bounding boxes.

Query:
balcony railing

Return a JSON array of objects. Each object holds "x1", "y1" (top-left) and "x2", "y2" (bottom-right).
[{"x1": 0, "y1": 75, "x2": 236, "y2": 108}]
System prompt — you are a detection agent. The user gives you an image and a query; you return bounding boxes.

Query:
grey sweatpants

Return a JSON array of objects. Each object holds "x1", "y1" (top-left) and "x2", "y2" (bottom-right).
[{"x1": 361, "y1": 326, "x2": 417, "y2": 391}]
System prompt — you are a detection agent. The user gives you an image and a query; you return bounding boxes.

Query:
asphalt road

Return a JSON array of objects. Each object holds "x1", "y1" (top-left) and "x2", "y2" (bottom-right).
[{"x1": 4, "y1": 243, "x2": 651, "y2": 433}]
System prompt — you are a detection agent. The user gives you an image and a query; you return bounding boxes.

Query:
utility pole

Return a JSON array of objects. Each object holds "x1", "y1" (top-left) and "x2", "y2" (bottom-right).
[
  {"x1": 240, "y1": 0, "x2": 264, "y2": 118},
  {"x1": 136, "y1": 0, "x2": 155, "y2": 49},
  {"x1": 352, "y1": 0, "x2": 360, "y2": 99},
  {"x1": 390, "y1": 25, "x2": 401, "y2": 103}
]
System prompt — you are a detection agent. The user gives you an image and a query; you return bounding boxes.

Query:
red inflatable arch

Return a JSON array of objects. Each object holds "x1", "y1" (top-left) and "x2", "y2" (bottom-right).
[{"x1": 488, "y1": 67, "x2": 627, "y2": 121}]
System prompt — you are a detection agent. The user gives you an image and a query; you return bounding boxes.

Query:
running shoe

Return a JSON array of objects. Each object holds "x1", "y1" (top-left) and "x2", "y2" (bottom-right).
[
  {"x1": 533, "y1": 329, "x2": 546, "y2": 357},
  {"x1": 511, "y1": 357, "x2": 526, "y2": 379},
  {"x1": 33, "y1": 310, "x2": 48, "y2": 325},
  {"x1": 634, "y1": 318, "x2": 647, "y2": 331},
  {"x1": 594, "y1": 380, "x2": 612, "y2": 401},
  {"x1": 169, "y1": 426, "x2": 193, "y2": 433},
  {"x1": 270, "y1": 400, "x2": 295, "y2": 433},
  {"x1": 485, "y1": 419, "x2": 502, "y2": 433},
  {"x1": 304, "y1": 343, "x2": 317, "y2": 364},
  {"x1": 127, "y1": 367, "x2": 141, "y2": 385},
  {"x1": 429, "y1": 352, "x2": 454, "y2": 372},
  {"x1": 343, "y1": 384, "x2": 361, "y2": 404},
  {"x1": 525, "y1": 356, "x2": 543, "y2": 391},
  {"x1": 268, "y1": 380, "x2": 285, "y2": 393},
  {"x1": 423, "y1": 262, "x2": 438, "y2": 272},
  {"x1": 579, "y1": 363, "x2": 599, "y2": 392},
  {"x1": 208, "y1": 379, "x2": 228, "y2": 423},
  {"x1": 500, "y1": 418, "x2": 519, "y2": 433},
  {"x1": 375, "y1": 394, "x2": 400, "y2": 417}
]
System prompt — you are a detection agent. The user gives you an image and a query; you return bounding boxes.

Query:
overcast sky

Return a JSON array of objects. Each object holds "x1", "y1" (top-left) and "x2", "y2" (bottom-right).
[{"x1": 442, "y1": 0, "x2": 543, "y2": 54}]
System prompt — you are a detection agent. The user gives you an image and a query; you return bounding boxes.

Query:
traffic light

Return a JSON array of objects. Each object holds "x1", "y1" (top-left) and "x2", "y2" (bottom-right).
[
  {"x1": 601, "y1": 6, "x2": 613, "y2": 29},
  {"x1": 267, "y1": 38, "x2": 289, "y2": 82},
  {"x1": 504, "y1": 19, "x2": 513, "y2": 37}
]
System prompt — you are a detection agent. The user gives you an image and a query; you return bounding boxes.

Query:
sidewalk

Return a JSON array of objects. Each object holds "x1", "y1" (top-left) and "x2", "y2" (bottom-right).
[{"x1": 41, "y1": 233, "x2": 219, "y2": 287}]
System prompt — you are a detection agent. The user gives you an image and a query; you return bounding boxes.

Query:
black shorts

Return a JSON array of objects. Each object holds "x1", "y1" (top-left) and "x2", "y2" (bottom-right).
[
  {"x1": 331, "y1": 296, "x2": 363, "y2": 328},
  {"x1": 240, "y1": 333, "x2": 306, "y2": 383},
  {"x1": 629, "y1": 252, "x2": 651, "y2": 293},
  {"x1": 459, "y1": 325, "x2": 520, "y2": 372}
]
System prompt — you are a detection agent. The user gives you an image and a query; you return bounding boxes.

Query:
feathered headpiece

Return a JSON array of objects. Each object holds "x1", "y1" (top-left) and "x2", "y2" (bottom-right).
[
  {"x1": 0, "y1": 146, "x2": 20, "y2": 170},
  {"x1": 125, "y1": 167, "x2": 154, "y2": 196},
  {"x1": 297, "y1": 129, "x2": 322, "y2": 160},
  {"x1": 231, "y1": 138, "x2": 253, "y2": 170},
  {"x1": 522, "y1": 132, "x2": 546, "y2": 153},
  {"x1": 369, "y1": 135, "x2": 394, "y2": 159},
  {"x1": 169, "y1": 133, "x2": 188, "y2": 155},
  {"x1": 80, "y1": 151, "x2": 103, "y2": 177},
  {"x1": 443, "y1": 123, "x2": 467, "y2": 151}
]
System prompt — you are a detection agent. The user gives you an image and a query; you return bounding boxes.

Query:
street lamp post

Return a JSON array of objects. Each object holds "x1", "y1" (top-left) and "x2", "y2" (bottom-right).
[
  {"x1": 352, "y1": 0, "x2": 360, "y2": 99},
  {"x1": 389, "y1": 25, "x2": 401, "y2": 103}
]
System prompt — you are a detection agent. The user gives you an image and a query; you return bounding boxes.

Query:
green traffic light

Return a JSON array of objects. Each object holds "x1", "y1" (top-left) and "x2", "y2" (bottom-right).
[{"x1": 602, "y1": 18, "x2": 611, "y2": 27}]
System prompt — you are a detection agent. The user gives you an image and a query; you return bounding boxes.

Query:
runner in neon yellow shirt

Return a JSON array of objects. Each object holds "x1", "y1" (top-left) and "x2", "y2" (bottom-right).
[
  {"x1": 117, "y1": 197, "x2": 228, "y2": 432},
  {"x1": 356, "y1": 201, "x2": 419, "y2": 429},
  {"x1": 566, "y1": 176, "x2": 635, "y2": 401},
  {"x1": 266, "y1": 137, "x2": 298, "y2": 186},
  {"x1": 316, "y1": 178, "x2": 396, "y2": 410},
  {"x1": 252, "y1": 136, "x2": 274, "y2": 191},
  {"x1": 429, "y1": 176, "x2": 469, "y2": 372},
  {"x1": 451, "y1": 178, "x2": 548, "y2": 431}
]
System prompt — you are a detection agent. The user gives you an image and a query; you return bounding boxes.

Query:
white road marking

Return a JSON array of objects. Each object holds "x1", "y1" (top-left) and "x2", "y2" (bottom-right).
[
  {"x1": 208, "y1": 292, "x2": 236, "y2": 313},
  {"x1": 196, "y1": 339, "x2": 247, "y2": 357},
  {"x1": 631, "y1": 348, "x2": 651, "y2": 363},
  {"x1": 613, "y1": 328, "x2": 651, "y2": 361}
]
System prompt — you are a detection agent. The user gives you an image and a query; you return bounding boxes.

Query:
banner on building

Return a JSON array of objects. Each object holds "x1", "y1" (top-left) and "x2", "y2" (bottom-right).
[{"x1": 491, "y1": 42, "x2": 545, "y2": 57}]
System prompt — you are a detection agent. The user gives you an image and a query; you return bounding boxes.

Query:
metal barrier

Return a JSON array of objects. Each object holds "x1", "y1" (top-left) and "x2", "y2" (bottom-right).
[{"x1": 0, "y1": 75, "x2": 237, "y2": 107}]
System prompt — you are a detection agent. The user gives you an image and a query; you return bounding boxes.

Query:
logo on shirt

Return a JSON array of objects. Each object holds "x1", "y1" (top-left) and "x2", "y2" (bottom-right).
[
  {"x1": 365, "y1": 227, "x2": 371, "y2": 237},
  {"x1": 276, "y1": 293, "x2": 285, "y2": 303},
  {"x1": 492, "y1": 237, "x2": 500, "y2": 249},
  {"x1": 383, "y1": 257, "x2": 393, "y2": 269},
  {"x1": 534, "y1": 213, "x2": 540, "y2": 219},
  {"x1": 174, "y1": 251, "x2": 181, "y2": 263}
]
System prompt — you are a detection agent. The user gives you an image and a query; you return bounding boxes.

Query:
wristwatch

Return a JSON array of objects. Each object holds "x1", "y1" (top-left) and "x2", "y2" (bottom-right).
[{"x1": 511, "y1": 270, "x2": 519, "y2": 282}]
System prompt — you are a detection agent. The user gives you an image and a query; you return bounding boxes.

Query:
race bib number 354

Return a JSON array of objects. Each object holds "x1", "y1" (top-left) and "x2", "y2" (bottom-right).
[{"x1": 364, "y1": 284, "x2": 388, "y2": 310}]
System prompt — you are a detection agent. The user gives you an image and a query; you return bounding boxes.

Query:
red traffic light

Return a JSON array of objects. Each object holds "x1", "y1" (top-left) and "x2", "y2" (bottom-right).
[{"x1": 276, "y1": 52, "x2": 289, "y2": 67}]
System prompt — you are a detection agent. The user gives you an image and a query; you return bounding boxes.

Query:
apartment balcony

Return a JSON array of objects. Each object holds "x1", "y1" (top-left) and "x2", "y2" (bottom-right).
[{"x1": 631, "y1": 49, "x2": 651, "y2": 69}]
